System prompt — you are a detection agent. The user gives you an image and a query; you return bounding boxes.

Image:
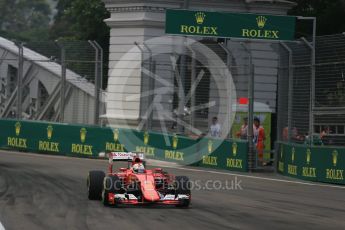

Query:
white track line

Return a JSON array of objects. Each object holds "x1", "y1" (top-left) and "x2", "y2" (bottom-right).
[
  {"x1": 147, "y1": 160, "x2": 345, "y2": 190},
  {"x1": 1, "y1": 150, "x2": 344, "y2": 190}
]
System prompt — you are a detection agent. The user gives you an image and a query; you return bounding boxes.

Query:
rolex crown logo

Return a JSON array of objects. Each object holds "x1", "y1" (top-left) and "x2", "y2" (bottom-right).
[
  {"x1": 113, "y1": 129, "x2": 119, "y2": 142},
  {"x1": 80, "y1": 128, "x2": 87, "y2": 143},
  {"x1": 47, "y1": 125, "x2": 53, "y2": 140},
  {"x1": 232, "y1": 142, "x2": 238, "y2": 157},
  {"x1": 332, "y1": 150, "x2": 338, "y2": 167},
  {"x1": 291, "y1": 147, "x2": 295, "y2": 163},
  {"x1": 306, "y1": 148, "x2": 311, "y2": 165},
  {"x1": 256, "y1": 16, "x2": 267, "y2": 29},
  {"x1": 172, "y1": 134, "x2": 178, "y2": 149},
  {"x1": 195, "y1": 12, "x2": 206, "y2": 24},
  {"x1": 144, "y1": 132, "x2": 149, "y2": 145},
  {"x1": 208, "y1": 140, "x2": 213, "y2": 154},
  {"x1": 15, "y1": 122, "x2": 21, "y2": 136}
]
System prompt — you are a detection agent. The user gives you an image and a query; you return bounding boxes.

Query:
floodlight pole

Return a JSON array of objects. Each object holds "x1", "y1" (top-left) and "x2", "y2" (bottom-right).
[{"x1": 297, "y1": 16, "x2": 316, "y2": 144}]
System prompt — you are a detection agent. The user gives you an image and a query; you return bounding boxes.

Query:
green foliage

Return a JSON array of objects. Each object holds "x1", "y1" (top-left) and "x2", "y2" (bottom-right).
[
  {"x1": 0, "y1": 0, "x2": 52, "y2": 41},
  {"x1": 50, "y1": 0, "x2": 110, "y2": 88},
  {"x1": 289, "y1": 0, "x2": 345, "y2": 36},
  {"x1": 50, "y1": 0, "x2": 109, "y2": 44}
]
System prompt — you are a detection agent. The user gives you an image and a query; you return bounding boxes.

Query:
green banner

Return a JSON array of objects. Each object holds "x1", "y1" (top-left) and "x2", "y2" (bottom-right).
[
  {"x1": 165, "y1": 9, "x2": 296, "y2": 41},
  {"x1": 0, "y1": 119, "x2": 249, "y2": 172},
  {"x1": 197, "y1": 138, "x2": 248, "y2": 172},
  {"x1": 277, "y1": 142, "x2": 345, "y2": 185}
]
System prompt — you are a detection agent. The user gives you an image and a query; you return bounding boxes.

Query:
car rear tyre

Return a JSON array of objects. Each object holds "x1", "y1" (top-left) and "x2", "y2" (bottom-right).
[{"x1": 87, "y1": 171, "x2": 105, "y2": 200}]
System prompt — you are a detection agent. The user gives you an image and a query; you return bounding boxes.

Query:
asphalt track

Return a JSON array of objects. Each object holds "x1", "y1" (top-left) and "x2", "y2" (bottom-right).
[{"x1": 0, "y1": 150, "x2": 344, "y2": 230}]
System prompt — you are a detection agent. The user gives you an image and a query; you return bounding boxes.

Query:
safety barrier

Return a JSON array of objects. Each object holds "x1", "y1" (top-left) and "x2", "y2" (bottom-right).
[
  {"x1": 277, "y1": 142, "x2": 345, "y2": 185},
  {"x1": 0, "y1": 119, "x2": 248, "y2": 172}
]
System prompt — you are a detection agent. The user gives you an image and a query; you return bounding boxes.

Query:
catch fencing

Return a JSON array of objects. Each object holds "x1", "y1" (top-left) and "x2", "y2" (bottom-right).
[
  {"x1": 0, "y1": 38, "x2": 105, "y2": 125},
  {"x1": 277, "y1": 33, "x2": 345, "y2": 147}
]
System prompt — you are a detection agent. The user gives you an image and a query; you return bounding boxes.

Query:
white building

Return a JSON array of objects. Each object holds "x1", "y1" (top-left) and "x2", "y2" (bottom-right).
[{"x1": 101, "y1": 0, "x2": 295, "y2": 134}]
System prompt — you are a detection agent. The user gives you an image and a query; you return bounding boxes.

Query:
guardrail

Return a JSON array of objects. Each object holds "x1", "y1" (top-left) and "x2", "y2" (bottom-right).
[
  {"x1": 277, "y1": 142, "x2": 345, "y2": 185},
  {"x1": 0, "y1": 119, "x2": 248, "y2": 172}
]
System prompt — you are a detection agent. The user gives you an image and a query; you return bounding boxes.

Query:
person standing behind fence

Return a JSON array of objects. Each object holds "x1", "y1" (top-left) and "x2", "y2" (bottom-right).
[
  {"x1": 236, "y1": 117, "x2": 248, "y2": 140},
  {"x1": 209, "y1": 116, "x2": 221, "y2": 138},
  {"x1": 253, "y1": 117, "x2": 265, "y2": 165}
]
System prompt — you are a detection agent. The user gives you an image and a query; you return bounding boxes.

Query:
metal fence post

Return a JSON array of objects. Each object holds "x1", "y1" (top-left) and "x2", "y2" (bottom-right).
[
  {"x1": 176, "y1": 0, "x2": 190, "y2": 134},
  {"x1": 190, "y1": 50, "x2": 196, "y2": 130},
  {"x1": 220, "y1": 42, "x2": 233, "y2": 139},
  {"x1": 56, "y1": 41, "x2": 66, "y2": 123},
  {"x1": 134, "y1": 42, "x2": 154, "y2": 131},
  {"x1": 297, "y1": 16, "x2": 316, "y2": 144},
  {"x1": 93, "y1": 42, "x2": 104, "y2": 90},
  {"x1": 143, "y1": 43, "x2": 154, "y2": 131},
  {"x1": 280, "y1": 43, "x2": 294, "y2": 142},
  {"x1": 240, "y1": 42, "x2": 255, "y2": 171},
  {"x1": 89, "y1": 41, "x2": 101, "y2": 125},
  {"x1": 15, "y1": 42, "x2": 24, "y2": 119},
  {"x1": 177, "y1": 43, "x2": 187, "y2": 134},
  {"x1": 301, "y1": 37, "x2": 315, "y2": 145}
]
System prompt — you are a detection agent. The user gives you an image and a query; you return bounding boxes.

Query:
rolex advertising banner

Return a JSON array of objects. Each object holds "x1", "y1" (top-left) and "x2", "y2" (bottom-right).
[
  {"x1": 277, "y1": 142, "x2": 345, "y2": 185},
  {"x1": 165, "y1": 9, "x2": 296, "y2": 41},
  {"x1": 197, "y1": 138, "x2": 248, "y2": 172},
  {"x1": 0, "y1": 119, "x2": 106, "y2": 157},
  {"x1": 0, "y1": 119, "x2": 250, "y2": 172},
  {"x1": 135, "y1": 131, "x2": 198, "y2": 164}
]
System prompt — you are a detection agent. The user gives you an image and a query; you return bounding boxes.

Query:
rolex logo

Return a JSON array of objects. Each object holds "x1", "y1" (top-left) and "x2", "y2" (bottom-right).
[
  {"x1": 113, "y1": 129, "x2": 119, "y2": 142},
  {"x1": 47, "y1": 125, "x2": 53, "y2": 140},
  {"x1": 332, "y1": 150, "x2": 338, "y2": 167},
  {"x1": 80, "y1": 128, "x2": 87, "y2": 143},
  {"x1": 172, "y1": 134, "x2": 178, "y2": 149},
  {"x1": 232, "y1": 142, "x2": 238, "y2": 157},
  {"x1": 195, "y1": 12, "x2": 206, "y2": 24},
  {"x1": 306, "y1": 148, "x2": 311, "y2": 165},
  {"x1": 144, "y1": 132, "x2": 149, "y2": 145},
  {"x1": 291, "y1": 147, "x2": 295, "y2": 163},
  {"x1": 208, "y1": 140, "x2": 213, "y2": 154},
  {"x1": 15, "y1": 122, "x2": 21, "y2": 136},
  {"x1": 256, "y1": 16, "x2": 267, "y2": 28}
]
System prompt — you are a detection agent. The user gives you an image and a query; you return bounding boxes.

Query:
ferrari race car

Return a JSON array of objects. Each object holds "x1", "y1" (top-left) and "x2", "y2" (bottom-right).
[{"x1": 87, "y1": 152, "x2": 191, "y2": 207}]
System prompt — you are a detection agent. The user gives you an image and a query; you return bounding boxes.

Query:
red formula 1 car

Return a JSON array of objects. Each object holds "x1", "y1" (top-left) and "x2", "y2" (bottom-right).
[{"x1": 87, "y1": 152, "x2": 191, "y2": 207}]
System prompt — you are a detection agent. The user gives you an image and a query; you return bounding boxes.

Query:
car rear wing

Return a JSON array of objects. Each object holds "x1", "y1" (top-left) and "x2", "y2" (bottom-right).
[{"x1": 109, "y1": 152, "x2": 144, "y2": 162}]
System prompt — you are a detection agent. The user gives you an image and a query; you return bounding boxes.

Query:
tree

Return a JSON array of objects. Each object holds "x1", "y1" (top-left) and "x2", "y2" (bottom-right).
[
  {"x1": 0, "y1": 0, "x2": 52, "y2": 41},
  {"x1": 50, "y1": 0, "x2": 109, "y2": 44},
  {"x1": 289, "y1": 0, "x2": 345, "y2": 36},
  {"x1": 50, "y1": 0, "x2": 110, "y2": 88}
]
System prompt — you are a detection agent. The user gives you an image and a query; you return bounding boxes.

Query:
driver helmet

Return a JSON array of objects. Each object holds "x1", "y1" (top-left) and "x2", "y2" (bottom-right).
[{"x1": 132, "y1": 163, "x2": 145, "y2": 173}]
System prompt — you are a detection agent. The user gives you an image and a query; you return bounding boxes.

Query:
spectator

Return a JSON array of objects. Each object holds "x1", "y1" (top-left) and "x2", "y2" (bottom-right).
[
  {"x1": 209, "y1": 116, "x2": 221, "y2": 138},
  {"x1": 236, "y1": 117, "x2": 248, "y2": 140},
  {"x1": 282, "y1": 126, "x2": 304, "y2": 142},
  {"x1": 320, "y1": 126, "x2": 331, "y2": 145},
  {"x1": 282, "y1": 127, "x2": 288, "y2": 141},
  {"x1": 253, "y1": 117, "x2": 265, "y2": 165}
]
